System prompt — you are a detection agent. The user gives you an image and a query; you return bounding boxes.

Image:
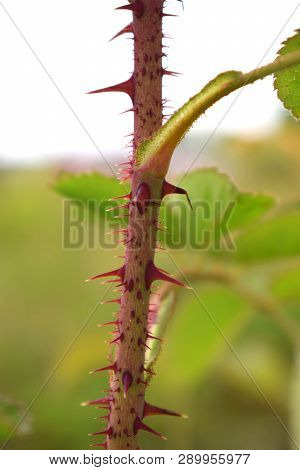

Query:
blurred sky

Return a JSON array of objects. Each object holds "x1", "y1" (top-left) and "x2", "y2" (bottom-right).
[{"x1": 0, "y1": 0, "x2": 299, "y2": 165}]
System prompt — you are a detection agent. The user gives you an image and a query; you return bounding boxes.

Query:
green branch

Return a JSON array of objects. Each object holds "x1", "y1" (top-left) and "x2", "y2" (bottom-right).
[{"x1": 136, "y1": 49, "x2": 300, "y2": 177}]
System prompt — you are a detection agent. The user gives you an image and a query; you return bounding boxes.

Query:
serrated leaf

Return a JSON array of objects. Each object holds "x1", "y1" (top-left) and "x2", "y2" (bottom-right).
[
  {"x1": 53, "y1": 172, "x2": 128, "y2": 217},
  {"x1": 232, "y1": 211, "x2": 300, "y2": 262},
  {"x1": 159, "y1": 168, "x2": 274, "y2": 251},
  {"x1": 274, "y1": 30, "x2": 300, "y2": 118}
]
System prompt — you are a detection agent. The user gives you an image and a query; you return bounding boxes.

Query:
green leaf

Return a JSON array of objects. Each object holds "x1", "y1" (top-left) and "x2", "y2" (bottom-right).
[
  {"x1": 274, "y1": 30, "x2": 300, "y2": 118},
  {"x1": 159, "y1": 168, "x2": 274, "y2": 251},
  {"x1": 53, "y1": 172, "x2": 128, "y2": 217},
  {"x1": 159, "y1": 284, "x2": 251, "y2": 384},
  {"x1": 232, "y1": 211, "x2": 300, "y2": 262}
]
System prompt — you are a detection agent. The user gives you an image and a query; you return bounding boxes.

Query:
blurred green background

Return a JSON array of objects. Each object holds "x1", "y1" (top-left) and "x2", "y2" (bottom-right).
[{"x1": 1, "y1": 115, "x2": 300, "y2": 450}]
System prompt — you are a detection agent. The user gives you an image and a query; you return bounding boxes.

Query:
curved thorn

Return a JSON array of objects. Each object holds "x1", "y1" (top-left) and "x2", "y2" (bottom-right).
[
  {"x1": 116, "y1": 1, "x2": 144, "y2": 18},
  {"x1": 87, "y1": 77, "x2": 134, "y2": 102},
  {"x1": 133, "y1": 417, "x2": 167, "y2": 440},
  {"x1": 110, "y1": 22, "x2": 133, "y2": 41}
]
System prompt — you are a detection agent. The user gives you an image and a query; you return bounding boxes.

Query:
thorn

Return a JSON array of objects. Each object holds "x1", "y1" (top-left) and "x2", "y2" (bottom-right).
[
  {"x1": 147, "y1": 333, "x2": 162, "y2": 342},
  {"x1": 116, "y1": 1, "x2": 144, "y2": 18},
  {"x1": 138, "y1": 338, "x2": 151, "y2": 350},
  {"x1": 110, "y1": 22, "x2": 133, "y2": 41},
  {"x1": 89, "y1": 363, "x2": 117, "y2": 374},
  {"x1": 114, "y1": 161, "x2": 132, "y2": 167},
  {"x1": 115, "y1": 281, "x2": 127, "y2": 288},
  {"x1": 110, "y1": 333, "x2": 124, "y2": 344},
  {"x1": 101, "y1": 298, "x2": 121, "y2": 305},
  {"x1": 133, "y1": 417, "x2": 167, "y2": 440},
  {"x1": 141, "y1": 366, "x2": 155, "y2": 376},
  {"x1": 86, "y1": 266, "x2": 125, "y2": 283},
  {"x1": 122, "y1": 371, "x2": 133, "y2": 398},
  {"x1": 161, "y1": 180, "x2": 192, "y2": 209},
  {"x1": 93, "y1": 415, "x2": 109, "y2": 421},
  {"x1": 145, "y1": 260, "x2": 186, "y2": 290},
  {"x1": 105, "y1": 203, "x2": 129, "y2": 212},
  {"x1": 120, "y1": 107, "x2": 134, "y2": 115},
  {"x1": 107, "y1": 229, "x2": 128, "y2": 236},
  {"x1": 87, "y1": 76, "x2": 134, "y2": 102},
  {"x1": 162, "y1": 69, "x2": 181, "y2": 77},
  {"x1": 89, "y1": 427, "x2": 113, "y2": 437},
  {"x1": 98, "y1": 320, "x2": 121, "y2": 327},
  {"x1": 109, "y1": 329, "x2": 120, "y2": 336},
  {"x1": 109, "y1": 192, "x2": 132, "y2": 201},
  {"x1": 162, "y1": 12, "x2": 178, "y2": 17},
  {"x1": 81, "y1": 397, "x2": 113, "y2": 407},
  {"x1": 143, "y1": 402, "x2": 188, "y2": 419}
]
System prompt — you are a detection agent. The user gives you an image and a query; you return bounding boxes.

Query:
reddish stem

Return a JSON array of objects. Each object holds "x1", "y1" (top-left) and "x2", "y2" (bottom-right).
[{"x1": 106, "y1": 0, "x2": 164, "y2": 450}]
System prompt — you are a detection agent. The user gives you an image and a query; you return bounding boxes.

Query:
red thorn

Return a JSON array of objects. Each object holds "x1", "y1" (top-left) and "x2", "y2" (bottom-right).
[
  {"x1": 147, "y1": 333, "x2": 162, "y2": 341},
  {"x1": 98, "y1": 320, "x2": 121, "y2": 327},
  {"x1": 161, "y1": 180, "x2": 192, "y2": 209},
  {"x1": 116, "y1": 1, "x2": 144, "y2": 18},
  {"x1": 162, "y1": 13, "x2": 178, "y2": 17},
  {"x1": 162, "y1": 69, "x2": 181, "y2": 77},
  {"x1": 138, "y1": 338, "x2": 151, "y2": 350},
  {"x1": 106, "y1": 203, "x2": 129, "y2": 212},
  {"x1": 115, "y1": 282, "x2": 127, "y2": 288},
  {"x1": 91, "y1": 363, "x2": 117, "y2": 374},
  {"x1": 133, "y1": 417, "x2": 167, "y2": 440},
  {"x1": 145, "y1": 260, "x2": 185, "y2": 290},
  {"x1": 143, "y1": 402, "x2": 186, "y2": 419},
  {"x1": 87, "y1": 76, "x2": 134, "y2": 102},
  {"x1": 87, "y1": 266, "x2": 125, "y2": 283},
  {"x1": 109, "y1": 192, "x2": 132, "y2": 201},
  {"x1": 110, "y1": 333, "x2": 124, "y2": 344},
  {"x1": 81, "y1": 397, "x2": 113, "y2": 407},
  {"x1": 141, "y1": 365, "x2": 155, "y2": 376},
  {"x1": 94, "y1": 414, "x2": 110, "y2": 421},
  {"x1": 124, "y1": 237, "x2": 134, "y2": 245},
  {"x1": 89, "y1": 426, "x2": 113, "y2": 437},
  {"x1": 120, "y1": 107, "x2": 134, "y2": 115},
  {"x1": 110, "y1": 329, "x2": 120, "y2": 336},
  {"x1": 102, "y1": 298, "x2": 121, "y2": 305},
  {"x1": 110, "y1": 22, "x2": 133, "y2": 41},
  {"x1": 122, "y1": 371, "x2": 133, "y2": 398},
  {"x1": 100, "y1": 279, "x2": 121, "y2": 285}
]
